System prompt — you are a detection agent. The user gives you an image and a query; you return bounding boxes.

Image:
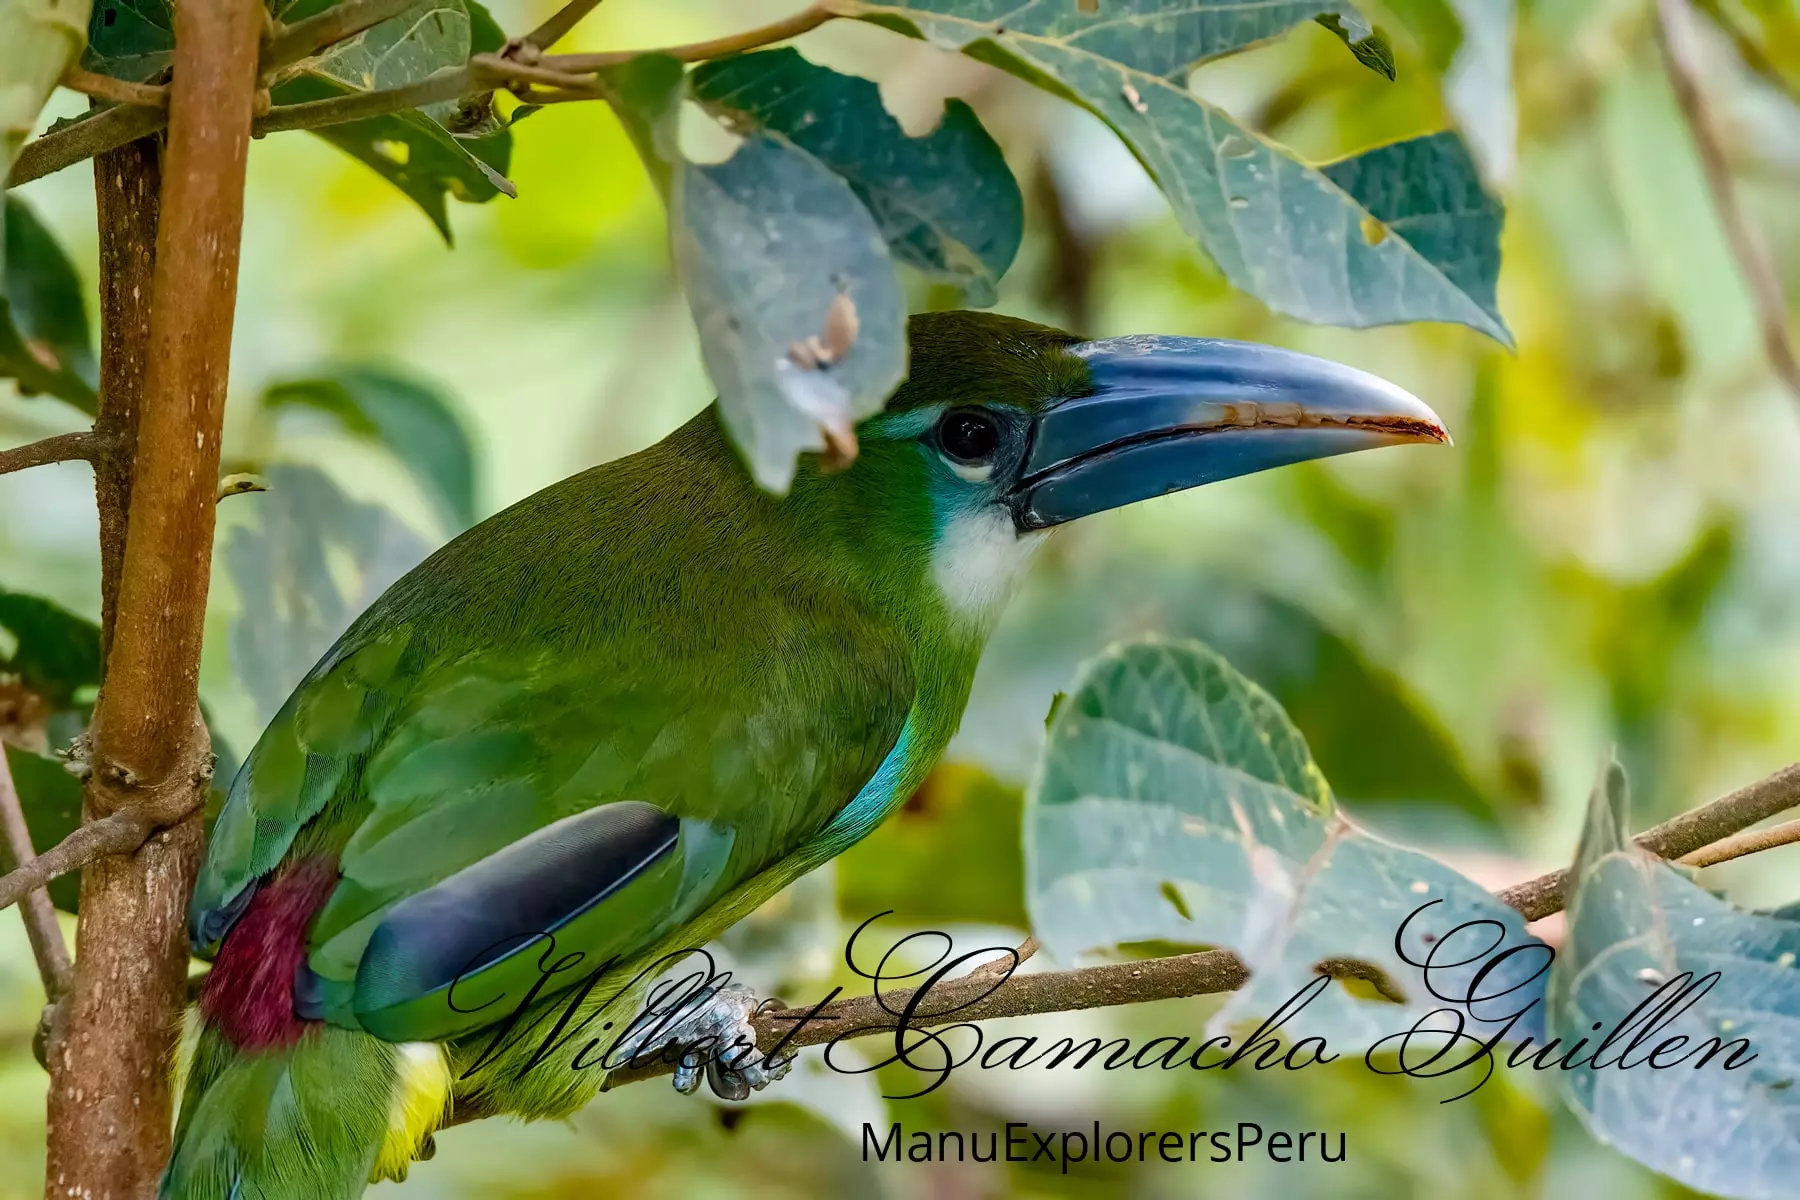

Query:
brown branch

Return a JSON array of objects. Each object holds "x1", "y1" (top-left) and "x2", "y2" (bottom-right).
[
  {"x1": 512, "y1": 0, "x2": 609, "y2": 60},
  {"x1": 1656, "y1": 0, "x2": 1800, "y2": 407},
  {"x1": 603, "y1": 760, "x2": 1800, "y2": 1088},
  {"x1": 261, "y1": 0, "x2": 419, "y2": 72},
  {"x1": 0, "y1": 811, "x2": 151, "y2": 916},
  {"x1": 1679, "y1": 816, "x2": 1800, "y2": 869},
  {"x1": 44, "y1": 0, "x2": 260, "y2": 1192},
  {"x1": 0, "y1": 752, "x2": 73, "y2": 1000},
  {"x1": 5, "y1": 102, "x2": 167, "y2": 189},
  {"x1": 1498, "y1": 760, "x2": 1800, "y2": 920},
  {"x1": 0, "y1": 432, "x2": 98, "y2": 476},
  {"x1": 7, "y1": 5, "x2": 835, "y2": 182},
  {"x1": 60, "y1": 67, "x2": 167, "y2": 109},
  {"x1": 547, "y1": 3, "x2": 835, "y2": 72}
]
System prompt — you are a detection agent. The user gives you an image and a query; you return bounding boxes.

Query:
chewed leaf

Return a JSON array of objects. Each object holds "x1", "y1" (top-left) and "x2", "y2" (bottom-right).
[
  {"x1": 840, "y1": 0, "x2": 1511, "y2": 343},
  {"x1": 607, "y1": 57, "x2": 905, "y2": 491},
  {"x1": 1551, "y1": 762, "x2": 1800, "y2": 1199},
  {"x1": 690, "y1": 48, "x2": 1022, "y2": 305},
  {"x1": 1028, "y1": 638, "x2": 1548, "y2": 1053}
]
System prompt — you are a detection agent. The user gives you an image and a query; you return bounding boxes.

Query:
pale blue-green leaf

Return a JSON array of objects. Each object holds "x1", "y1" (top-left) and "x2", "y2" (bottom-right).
[
  {"x1": 609, "y1": 56, "x2": 905, "y2": 491},
  {"x1": 1029, "y1": 638, "x2": 1547, "y2": 1052},
  {"x1": 1, "y1": 195, "x2": 98, "y2": 412},
  {"x1": 689, "y1": 48, "x2": 1022, "y2": 306},
  {"x1": 842, "y1": 0, "x2": 1512, "y2": 343},
  {"x1": 1551, "y1": 761, "x2": 1800, "y2": 1200},
  {"x1": 225, "y1": 464, "x2": 432, "y2": 724},
  {"x1": 263, "y1": 366, "x2": 478, "y2": 530}
]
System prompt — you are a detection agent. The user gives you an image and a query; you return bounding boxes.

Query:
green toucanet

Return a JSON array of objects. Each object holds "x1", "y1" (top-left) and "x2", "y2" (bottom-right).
[{"x1": 163, "y1": 311, "x2": 1446, "y2": 1198}]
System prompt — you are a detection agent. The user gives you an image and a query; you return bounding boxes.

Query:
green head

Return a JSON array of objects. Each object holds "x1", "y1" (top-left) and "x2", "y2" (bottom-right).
[{"x1": 777, "y1": 310, "x2": 1447, "y2": 635}]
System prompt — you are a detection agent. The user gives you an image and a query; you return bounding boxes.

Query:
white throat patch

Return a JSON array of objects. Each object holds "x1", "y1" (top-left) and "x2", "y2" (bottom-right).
[{"x1": 932, "y1": 505, "x2": 1046, "y2": 622}]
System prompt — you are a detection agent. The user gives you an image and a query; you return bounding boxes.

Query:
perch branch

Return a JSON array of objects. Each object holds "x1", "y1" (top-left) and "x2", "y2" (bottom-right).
[
  {"x1": 0, "y1": 432, "x2": 98, "y2": 476},
  {"x1": 1498, "y1": 760, "x2": 1800, "y2": 920},
  {"x1": 603, "y1": 760, "x2": 1800, "y2": 1088},
  {"x1": 1656, "y1": 0, "x2": 1800, "y2": 407},
  {"x1": 0, "y1": 752, "x2": 73, "y2": 1000}
]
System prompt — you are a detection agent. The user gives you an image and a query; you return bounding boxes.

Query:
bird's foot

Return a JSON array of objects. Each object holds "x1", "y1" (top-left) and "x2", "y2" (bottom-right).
[{"x1": 615, "y1": 981, "x2": 794, "y2": 1101}]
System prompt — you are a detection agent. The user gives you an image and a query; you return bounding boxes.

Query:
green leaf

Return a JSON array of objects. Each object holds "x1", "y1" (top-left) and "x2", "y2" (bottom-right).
[
  {"x1": 3, "y1": 744, "x2": 83, "y2": 913},
  {"x1": 224, "y1": 464, "x2": 432, "y2": 723},
  {"x1": 0, "y1": 587, "x2": 101, "y2": 716},
  {"x1": 608, "y1": 55, "x2": 907, "y2": 492},
  {"x1": 689, "y1": 48, "x2": 1023, "y2": 306},
  {"x1": 263, "y1": 366, "x2": 478, "y2": 530},
  {"x1": 81, "y1": 0, "x2": 168, "y2": 83},
  {"x1": 1, "y1": 195, "x2": 98, "y2": 412},
  {"x1": 1027, "y1": 637, "x2": 1548, "y2": 1050},
  {"x1": 1551, "y1": 761, "x2": 1800, "y2": 1198},
  {"x1": 840, "y1": 0, "x2": 1512, "y2": 343}
]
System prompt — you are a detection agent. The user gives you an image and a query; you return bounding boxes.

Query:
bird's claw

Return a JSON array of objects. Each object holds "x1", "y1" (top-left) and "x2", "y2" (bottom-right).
[{"x1": 618, "y1": 982, "x2": 793, "y2": 1101}]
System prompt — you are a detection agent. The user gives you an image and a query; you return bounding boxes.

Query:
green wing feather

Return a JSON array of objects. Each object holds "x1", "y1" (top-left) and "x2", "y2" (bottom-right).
[{"x1": 194, "y1": 409, "x2": 917, "y2": 1041}]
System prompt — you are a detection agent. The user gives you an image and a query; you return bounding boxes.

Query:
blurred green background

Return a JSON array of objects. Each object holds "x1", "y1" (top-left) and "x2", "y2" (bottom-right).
[{"x1": 5, "y1": 0, "x2": 1800, "y2": 1195}]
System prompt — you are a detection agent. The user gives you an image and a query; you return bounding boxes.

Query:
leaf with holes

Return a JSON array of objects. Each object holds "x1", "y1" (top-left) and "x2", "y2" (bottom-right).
[
  {"x1": 1551, "y1": 762, "x2": 1800, "y2": 1199},
  {"x1": 2, "y1": 193, "x2": 98, "y2": 413},
  {"x1": 264, "y1": 366, "x2": 478, "y2": 530},
  {"x1": 1028, "y1": 638, "x2": 1548, "y2": 1053},
  {"x1": 690, "y1": 48, "x2": 1022, "y2": 306},
  {"x1": 838, "y1": 0, "x2": 1511, "y2": 343},
  {"x1": 82, "y1": 0, "x2": 168, "y2": 82},
  {"x1": 607, "y1": 55, "x2": 906, "y2": 492}
]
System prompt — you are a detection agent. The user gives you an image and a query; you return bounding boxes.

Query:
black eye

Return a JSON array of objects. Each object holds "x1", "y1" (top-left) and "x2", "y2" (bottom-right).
[{"x1": 937, "y1": 408, "x2": 1000, "y2": 464}]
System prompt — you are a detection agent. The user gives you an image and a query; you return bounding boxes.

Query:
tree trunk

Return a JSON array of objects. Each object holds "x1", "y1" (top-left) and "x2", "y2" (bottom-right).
[{"x1": 43, "y1": 1, "x2": 261, "y2": 1194}]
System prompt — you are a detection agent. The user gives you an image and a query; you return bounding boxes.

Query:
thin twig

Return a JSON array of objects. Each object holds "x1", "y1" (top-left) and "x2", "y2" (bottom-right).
[
  {"x1": 60, "y1": 68, "x2": 167, "y2": 109},
  {"x1": 0, "y1": 752, "x2": 73, "y2": 1000},
  {"x1": 1656, "y1": 0, "x2": 1800, "y2": 407},
  {"x1": 8, "y1": 5, "x2": 835, "y2": 184},
  {"x1": 1693, "y1": 0, "x2": 1800, "y2": 110},
  {"x1": 262, "y1": 0, "x2": 419, "y2": 72},
  {"x1": 604, "y1": 760, "x2": 1800, "y2": 1087},
  {"x1": 1498, "y1": 760, "x2": 1800, "y2": 920},
  {"x1": 0, "y1": 432, "x2": 99, "y2": 477},
  {"x1": 1679, "y1": 816, "x2": 1800, "y2": 868},
  {"x1": 513, "y1": 0, "x2": 608, "y2": 59},
  {"x1": 252, "y1": 66, "x2": 477, "y2": 133},
  {"x1": 547, "y1": 3, "x2": 835, "y2": 72},
  {"x1": 6, "y1": 103, "x2": 167, "y2": 189},
  {"x1": 0, "y1": 811, "x2": 151, "y2": 915}
]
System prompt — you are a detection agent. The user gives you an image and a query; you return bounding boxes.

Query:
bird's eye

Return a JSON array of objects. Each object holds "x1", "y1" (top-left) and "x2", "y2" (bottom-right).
[{"x1": 937, "y1": 408, "x2": 1001, "y2": 464}]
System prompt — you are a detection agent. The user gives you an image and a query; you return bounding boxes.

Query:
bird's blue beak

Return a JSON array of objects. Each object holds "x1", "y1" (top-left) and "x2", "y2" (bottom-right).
[{"x1": 1008, "y1": 336, "x2": 1451, "y2": 531}]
